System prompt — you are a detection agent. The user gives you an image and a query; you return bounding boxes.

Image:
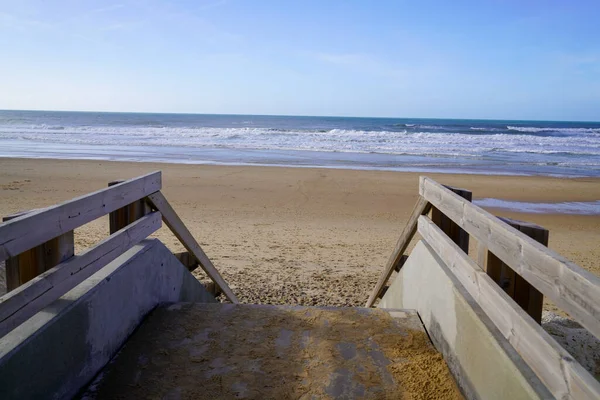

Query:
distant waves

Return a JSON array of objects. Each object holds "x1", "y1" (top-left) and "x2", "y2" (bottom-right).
[
  {"x1": 0, "y1": 111, "x2": 599, "y2": 177},
  {"x1": 1, "y1": 124, "x2": 599, "y2": 158}
]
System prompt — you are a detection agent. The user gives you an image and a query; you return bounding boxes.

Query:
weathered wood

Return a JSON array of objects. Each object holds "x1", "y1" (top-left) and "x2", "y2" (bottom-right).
[
  {"x1": 3, "y1": 210, "x2": 74, "y2": 292},
  {"x1": 418, "y1": 216, "x2": 600, "y2": 399},
  {"x1": 205, "y1": 282, "x2": 222, "y2": 297},
  {"x1": 174, "y1": 251, "x2": 199, "y2": 272},
  {"x1": 145, "y1": 192, "x2": 239, "y2": 304},
  {"x1": 365, "y1": 196, "x2": 431, "y2": 307},
  {"x1": 431, "y1": 186, "x2": 472, "y2": 253},
  {"x1": 0, "y1": 171, "x2": 162, "y2": 263},
  {"x1": 108, "y1": 180, "x2": 152, "y2": 234},
  {"x1": 476, "y1": 242, "x2": 487, "y2": 269},
  {"x1": 486, "y1": 217, "x2": 547, "y2": 323},
  {"x1": 420, "y1": 176, "x2": 600, "y2": 340},
  {"x1": 394, "y1": 255, "x2": 408, "y2": 273},
  {"x1": 3, "y1": 210, "x2": 35, "y2": 291},
  {"x1": 0, "y1": 212, "x2": 161, "y2": 338}
]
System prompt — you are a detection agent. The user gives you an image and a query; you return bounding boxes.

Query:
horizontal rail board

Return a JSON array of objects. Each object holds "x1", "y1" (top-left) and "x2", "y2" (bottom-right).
[
  {"x1": 146, "y1": 192, "x2": 239, "y2": 304},
  {"x1": 0, "y1": 171, "x2": 162, "y2": 263},
  {"x1": 0, "y1": 212, "x2": 162, "y2": 338},
  {"x1": 418, "y1": 216, "x2": 600, "y2": 400},
  {"x1": 366, "y1": 196, "x2": 431, "y2": 307},
  {"x1": 419, "y1": 176, "x2": 600, "y2": 340}
]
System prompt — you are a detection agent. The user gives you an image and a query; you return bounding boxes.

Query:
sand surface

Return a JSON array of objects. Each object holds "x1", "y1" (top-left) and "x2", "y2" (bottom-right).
[
  {"x1": 1, "y1": 158, "x2": 599, "y2": 314},
  {"x1": 82, "y1": 303, "x2": 461, "y2": 399}
]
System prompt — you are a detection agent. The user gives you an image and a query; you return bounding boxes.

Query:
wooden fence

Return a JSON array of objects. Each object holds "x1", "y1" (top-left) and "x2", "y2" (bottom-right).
[
  {"x1": 0, "y1": 171, "x2": 238, "y2": 338},
  {"x1": 367, "y1": 176, "x2": 600, "y2": 399}
]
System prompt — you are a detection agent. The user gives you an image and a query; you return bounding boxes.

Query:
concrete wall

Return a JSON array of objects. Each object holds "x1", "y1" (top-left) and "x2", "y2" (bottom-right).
[
  {"x1": 379, "y1": 240, "x2": 551, "y2": 400},
  {"x1": 0, "y1": 239, "x2": 216, "y2": 400}
]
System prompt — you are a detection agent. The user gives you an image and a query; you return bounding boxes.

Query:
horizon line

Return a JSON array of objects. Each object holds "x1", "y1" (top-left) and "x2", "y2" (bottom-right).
[{"x1": 1, "y1": 108, "x2": 599, "y2": 124}]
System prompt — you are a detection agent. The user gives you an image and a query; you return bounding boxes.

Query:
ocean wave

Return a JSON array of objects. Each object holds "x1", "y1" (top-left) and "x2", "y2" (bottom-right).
[
  {"x1": 416, "y1": 124, "x2": 446, "y2": 130},
  {"x1": 474, "y1": 198, "x2": 600, "y2": 215},
  {"x1": 34, "y1": 124, "x2": 66, "y2": 131},
  {"x1": 507, "y1": 126, "x2": 600, "y2": 134},
  {"x1": 1, "y1": 124, "x2": 600, "y2": 163}
]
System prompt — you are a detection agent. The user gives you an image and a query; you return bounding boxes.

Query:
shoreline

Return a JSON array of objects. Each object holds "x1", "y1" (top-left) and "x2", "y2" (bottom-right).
[
  {"x1": 1, "y1": 157, "x2": 599, "y2": 314},
  {"x1": 1, "y1": 154, "x2": 599, "y2": 180},
  {"x1": 1, "y1": 141, "x2": 598, "y2": 178}
]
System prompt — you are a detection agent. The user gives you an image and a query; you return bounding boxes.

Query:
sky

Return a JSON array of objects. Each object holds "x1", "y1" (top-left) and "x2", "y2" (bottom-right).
[{"x1": 0, "y1": 0, "x2": 599, "y2": 121}]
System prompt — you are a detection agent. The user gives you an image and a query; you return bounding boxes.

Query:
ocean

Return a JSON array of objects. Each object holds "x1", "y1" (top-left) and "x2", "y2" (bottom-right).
[{"x1": 1, "y1": 110, "x2": 600, "y2": 177}]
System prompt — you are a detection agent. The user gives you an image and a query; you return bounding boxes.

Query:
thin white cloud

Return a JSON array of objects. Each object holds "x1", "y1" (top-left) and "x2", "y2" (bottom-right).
[
  {"x1": 311, "y1": 52, "x2": 408, "y2": 80},
  {"x1": 313, "y1": 53, "x2": 366, "y2": 65},
  {"x1": 554, "y1": 52, "x2": 600, "y2": 76},
  {"x1": 89, "y1": 4, "x2": 126, "y2": 15},
  {"x1": 194, "y1": 0, "x2": 230, "y2": 12},
  {"x1": 99, "y1": 20, "x2": 146, "y2": 32},
  {"x1": 0, "y1": 11, "x2": 51, "y2": 30}
]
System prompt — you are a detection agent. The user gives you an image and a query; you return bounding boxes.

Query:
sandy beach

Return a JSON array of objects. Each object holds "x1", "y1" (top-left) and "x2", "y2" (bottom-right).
[{"x1": 1, "y1": 157, "x2": 599, "y2": 312}]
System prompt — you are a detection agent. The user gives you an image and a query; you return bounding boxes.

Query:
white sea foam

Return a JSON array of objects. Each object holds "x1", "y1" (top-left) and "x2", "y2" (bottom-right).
[
  {"x1": 507, "y1": 126, "x2": 600, "y2": 134},
  {"x1": 1, "y1": 119, "x2": 600, "y2": 176},
  {"x1": 1, "y1": 125, "x2": 600, "y2": 158},
  {"x1": 474, "y1": 198, "x2": 600, "y2": 215}
]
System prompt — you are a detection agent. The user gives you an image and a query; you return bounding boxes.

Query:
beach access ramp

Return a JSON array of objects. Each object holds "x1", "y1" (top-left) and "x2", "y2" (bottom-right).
[{"x1": 0, "y1": 171, "x2": 598, "y2": 399}]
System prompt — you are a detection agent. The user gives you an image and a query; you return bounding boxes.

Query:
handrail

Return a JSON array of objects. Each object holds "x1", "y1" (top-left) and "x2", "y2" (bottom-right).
[
  {"x1": 0, "y1": 212, "x2": 162, "y2": 338},
  {"x1": 365, "y1": 196, "x2": 431, "y2": 307},
  {"x1": 0, "y1": 171, "x2": 162, "y2": 262},
  {"x1": 419, "y1": 216, "x2": 600, "y2": 399},
  {"x1": 420, "y1": 176, "x2": 600, "y2": 340},
  {"x1": 0, "y1": 170, "x2": 240, "y2": 339},
  {"x1": 146, "y1": 192, "x2": 239, "y2": 303},
  {"x1": 366, "y1": 176, "x2": 600, "y2": 398}
]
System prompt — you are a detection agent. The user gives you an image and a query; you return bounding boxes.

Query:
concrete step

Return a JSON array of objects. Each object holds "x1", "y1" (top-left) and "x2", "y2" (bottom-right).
[{"x1": 81, "y1": 303, "x2": 456, "y2": 399}]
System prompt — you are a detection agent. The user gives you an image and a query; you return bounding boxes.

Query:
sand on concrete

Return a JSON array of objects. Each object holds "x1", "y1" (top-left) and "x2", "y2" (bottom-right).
[
  {"x1": 1, "y1": 157, "x2": 599, "y2": 312},
  {"x1": 81, "y1": 303, "x2": 462, "y2": 400}
]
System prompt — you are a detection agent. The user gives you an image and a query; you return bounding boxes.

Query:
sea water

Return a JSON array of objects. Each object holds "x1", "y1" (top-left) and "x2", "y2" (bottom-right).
[{"x1": 1, "y1": 110, "x2": 599, "y2": 177}]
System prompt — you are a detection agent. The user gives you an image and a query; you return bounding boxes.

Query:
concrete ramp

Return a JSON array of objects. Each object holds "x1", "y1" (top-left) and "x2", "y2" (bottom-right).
[
  {"x1": 0, "y1": 239, "x2": 216, "y2": 400},
  {"x1": 81, "y1": 303, "x2": 462, "y2": 399},
  {"x1": 379, "y1": 240, "x2": 550, "y2": 399}
]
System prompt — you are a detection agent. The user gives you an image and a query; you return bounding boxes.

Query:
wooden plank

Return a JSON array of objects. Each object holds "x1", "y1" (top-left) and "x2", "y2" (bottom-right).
[
  {"x1": 431, "y1": 186, "x2": 472, "y2": 253},
  {"x1": 487, "y1": 217, "x2": 548, "y2": 324},
  {"x1": 3, "y1": 210, "x2": 42, "y2": 290},
  {"x1": 0, "y1": 171, "x2": 162, "y2": 263},
  {"x1": 205, "y1": 281, "x2": 222, "y2": 297},
  {"x1": 145, "y1": 192, "x2": 239, "y2": 304},
  {"x1": 365, "y1": 196, "x2": 431, "y2": 307},
  {"x1": 476, "y1": 242, "x2": 487, "y2": 269},
  {"x1": 394, "y1": 255, "x2": 408, "y2": 273},
  {"x1": 3, "y1": 210, "x2": 75, "y2": 292},
  {"x1": 0, "y1": 212, "x2": 161, "y2": 338},
  {"x1": 420, "y1": 176, "x2": 600, "y2": 340},
  {"x1": 418, "y1": 216, "x2": 600, "y2": 400},
  {"x1": 108, "y1": 180, "x2": 152, "y2": 234},
  {"x1": 174, "y1": 251, "x2": 199, "y2": 272}
]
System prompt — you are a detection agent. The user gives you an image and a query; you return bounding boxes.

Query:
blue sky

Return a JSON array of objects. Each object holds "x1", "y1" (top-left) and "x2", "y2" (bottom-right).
[{"x1": 0, "y1": 1, "x2": 599, "y2": 120}]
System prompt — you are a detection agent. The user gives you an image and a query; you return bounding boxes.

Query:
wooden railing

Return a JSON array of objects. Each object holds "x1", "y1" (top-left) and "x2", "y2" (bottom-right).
[
  {"x1": 367, "y1": 176, "x2": 600, "y2": 399},
  {"x1": 365, "y1": 197, "x2": 431, "y2": 307},
  {"x1": 0, "y1": 171, "x2": 238, "y2": 338}
]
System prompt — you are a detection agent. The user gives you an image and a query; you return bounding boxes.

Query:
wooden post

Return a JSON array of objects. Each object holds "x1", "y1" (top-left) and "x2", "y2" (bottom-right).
[
  {"x1": 108, "y1": 180, "x2": 151, "y2": 234},
  {"x1": 430, "y1": 186, "x2": 472, "y2": 253},
  {"x1": 205, "y1": 282, "x2": 222, "y2": 297},
  {"x1": 485, "y1": 217, "x2": 548, "y2": 324},
  {"x1": 174, "y1": 251, "x2": 199, "y2": 272},
  {"x1": 3, "y1": 210, "x2": 74, "y2": 292},
  {"x1": 173, "y1": 252, "x2": 221, "y2": 296}
]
